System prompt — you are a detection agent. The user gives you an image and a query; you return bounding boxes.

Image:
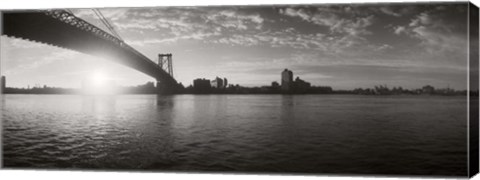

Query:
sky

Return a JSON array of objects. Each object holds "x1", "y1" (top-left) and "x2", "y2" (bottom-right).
[{"x1": 0, "y1": 2, "x2": 473, "y2": 90}]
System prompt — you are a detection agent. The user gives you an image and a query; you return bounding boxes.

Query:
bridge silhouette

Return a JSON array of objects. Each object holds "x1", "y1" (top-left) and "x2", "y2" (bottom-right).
[{"x1": 2, "y1": 10, "x2": 180, "y2": 94}]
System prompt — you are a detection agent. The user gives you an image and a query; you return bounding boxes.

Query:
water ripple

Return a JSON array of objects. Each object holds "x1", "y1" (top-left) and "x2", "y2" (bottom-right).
[{"x1": 2, "y1": 94, "x2": 468, "y2": 176}]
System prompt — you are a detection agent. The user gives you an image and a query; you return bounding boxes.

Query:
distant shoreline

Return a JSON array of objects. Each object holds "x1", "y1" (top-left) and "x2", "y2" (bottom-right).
[
  {"x1": 2, "y1": 84, "x2": 477, "y2": 96},
  {"x1": 2, "y1": 92, "x2": 475, "y2": 96}
]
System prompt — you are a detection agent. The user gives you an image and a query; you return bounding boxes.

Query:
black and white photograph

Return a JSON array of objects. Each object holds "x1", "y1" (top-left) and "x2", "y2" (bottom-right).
[{"x1": 1, "y1": 0, "x2": 479, "y2": 179}]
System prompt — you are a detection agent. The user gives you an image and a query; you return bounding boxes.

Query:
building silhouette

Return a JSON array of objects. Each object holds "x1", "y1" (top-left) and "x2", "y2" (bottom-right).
[
  {"x1": 293, "y1": 76, "x2": 311, "y2": 93},
  {"x1": 193, "y1": 78, "x2": 211, "y2": 93},
  {"x1": 281, "y1": 69, "x2": 293, "y2": 92},
  {"x1": 422, "y1": 85, "x2": 435, "y2": 94},
  {"x1": 271, "y1": 81, "x2": 280, "y2": 89},
  {"x1": 211, "y1": 77, "x2": 228, "y2": 89},
  {"x1": 223, "y1": 78, "x2": 228, "y2": 88},
  {"x1": 211, "y1": 77, "x2": 223, "y2": 88}
]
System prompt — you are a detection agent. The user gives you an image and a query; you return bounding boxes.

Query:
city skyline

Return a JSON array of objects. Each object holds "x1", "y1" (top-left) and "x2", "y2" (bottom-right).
[{"x1": 1, "y1": 3, "x2": 472, "y2": 90}]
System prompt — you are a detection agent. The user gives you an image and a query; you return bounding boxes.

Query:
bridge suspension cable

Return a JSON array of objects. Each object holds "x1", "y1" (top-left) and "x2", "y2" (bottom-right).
[{"x1": 91, "y1": 9, "x2": 124, "y2": 42}]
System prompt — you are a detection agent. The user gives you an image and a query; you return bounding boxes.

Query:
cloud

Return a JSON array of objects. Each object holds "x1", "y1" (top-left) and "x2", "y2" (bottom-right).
[
  {"x1": 205, "y1": 10, "x2": 264, "y2": 30},
  {"x1": 409, "y1": 12, "x2": 432, "y2": 27},
  {"x1": 379, "y1": 7, "x2": 401, "y2": 17},
  {"x1": 410, "y1": 25, "x2": 465, "y2": 54},
  {"x1": 280, "y1": 7, "x2": 374, "y2": 36},
  {"x1": 276, "y1": 7, "x2": 379, "y2": 54},
  {"x1": 212, "y1": 30, "x2": 329, "y2": 51},
  {"x1": 282, "y1": 8, "x2": 311, "y2": 21},
  {"x1": 77, "y1": 6, "x2": 376, "y2": 54},
  {"x1": 215, "y1": 34, "x2": 260, "y2": 46},
  {"x1": 376, "y1": 44, "x2": 393, "y2": 51},
  {"x1": 393, "y1": 26, "x2": 406, "y2": 35},
  {"x1": 73, "y1": 8, "x2": 128, "y2": 21},
  {"x1": 127, "y1": 32, "x2": 219, "y2": 46},
  {"x1": 117, "y1": 8, "x2": 264, "y2": 33},
  {"x1": 115, "y1": 18, "x2": 196, "y2": 35},
  {"x1": 331, "y1": 15, "x2": 374, "y2": 36},
  {"x1": 417, "y1": 13, "x2": 433, "y2": 25},
  {"x1": 113, "y1": 19, "x2": 157, "y2": 31},
  {"x1": 400, "y1": 10, "x2": 467, "y2": 55},
  {"x1": 86, "y1": 7, "x2": 268, "y2": 46}
]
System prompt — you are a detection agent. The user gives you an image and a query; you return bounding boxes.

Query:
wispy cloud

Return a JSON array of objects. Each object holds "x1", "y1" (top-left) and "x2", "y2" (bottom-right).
[
  {"x1": 280, "y1": 7, "x2": 375, "y2": 36},
  {"x1": 394, "y1": 8, "x2": 467, "y2": 56},
  {"x1": 393, "y1": 26, "x2": 406, "y2": 35},
  {"x1": 127, "y1": 32, "x2": 220, "y2": 46},
  {"x1": 205, "y1": 10, "x2": 264, "y2": 30},
  {"x1": 379, "y1": 6, "x2": 401, "y2": 17}
]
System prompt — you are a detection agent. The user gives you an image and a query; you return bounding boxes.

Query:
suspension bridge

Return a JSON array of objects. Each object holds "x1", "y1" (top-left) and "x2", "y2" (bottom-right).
[{"x1": 1, "y1": 9, "x2": 180, "y2": 94}]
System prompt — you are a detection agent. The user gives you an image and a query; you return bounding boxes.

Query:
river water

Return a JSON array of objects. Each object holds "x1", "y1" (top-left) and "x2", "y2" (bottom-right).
[{"x1": 1, "y1": 94, "x2": 468, "y2": 176}]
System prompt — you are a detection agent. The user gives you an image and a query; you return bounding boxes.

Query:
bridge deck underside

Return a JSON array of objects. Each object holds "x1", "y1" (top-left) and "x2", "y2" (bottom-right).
[{"x1": 2, "y1": 11, "x2": 177, "y2": 86}]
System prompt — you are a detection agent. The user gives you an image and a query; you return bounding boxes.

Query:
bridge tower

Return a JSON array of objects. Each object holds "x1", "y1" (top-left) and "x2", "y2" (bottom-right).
[
  {"x1": 158, "y1": 53, "x2": 173, "y2": 77},
  {"x1": 157, "y1": 53, "x2": 175, "y2": 95}
]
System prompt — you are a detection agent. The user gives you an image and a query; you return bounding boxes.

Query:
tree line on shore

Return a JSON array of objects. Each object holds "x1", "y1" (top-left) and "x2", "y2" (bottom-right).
[
  {"x1": 349, "y1": 85, "x2": 474, "y2": 96},
  {"x1": 3, "y1": 82, "x2": 477, "y2": 96}
]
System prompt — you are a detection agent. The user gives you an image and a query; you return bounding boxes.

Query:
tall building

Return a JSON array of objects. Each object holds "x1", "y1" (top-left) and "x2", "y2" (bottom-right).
[
  {"x1": 211, "y1": 77, "x2": 224, "y2": 88},
  {"x1": 223, "y1": 78, "x2": 228, "y2": 88},
  {"x1": 281, "y1": 69, "x2": 293, "y2": 92},
  {"x1": 1, "y1": 76, "x2": 5, "y2": 94}
]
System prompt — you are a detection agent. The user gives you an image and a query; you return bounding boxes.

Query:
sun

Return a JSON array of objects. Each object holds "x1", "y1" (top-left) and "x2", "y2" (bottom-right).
[
  {"x1": 91, "y1": 71, "x2": 108, "y2": 86},
  {"x1": 82, "y1": 70, "x2": 117, "y2": 95}
]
